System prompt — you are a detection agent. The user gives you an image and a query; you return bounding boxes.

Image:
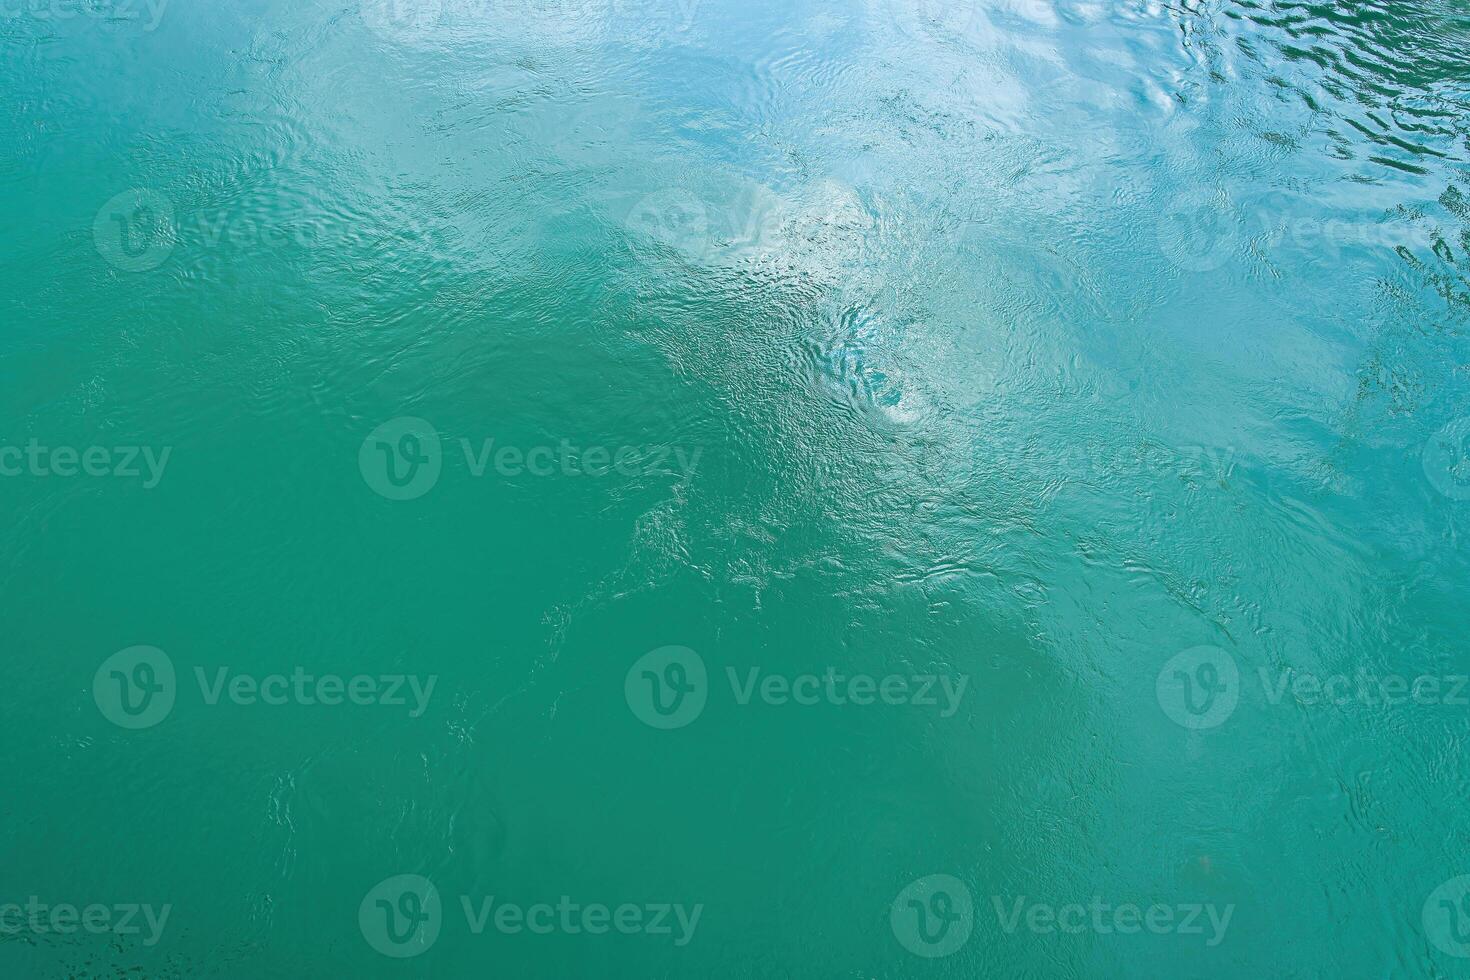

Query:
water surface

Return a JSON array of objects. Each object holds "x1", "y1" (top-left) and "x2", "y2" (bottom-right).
[{"x1": 3, "y1": 0, "x2": 1470, "y2": 975}]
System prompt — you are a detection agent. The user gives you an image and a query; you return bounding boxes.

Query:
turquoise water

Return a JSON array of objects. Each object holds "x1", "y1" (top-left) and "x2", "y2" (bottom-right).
[{"x1": 5, "y1": 0, "x2": 1470, "y2": 975}]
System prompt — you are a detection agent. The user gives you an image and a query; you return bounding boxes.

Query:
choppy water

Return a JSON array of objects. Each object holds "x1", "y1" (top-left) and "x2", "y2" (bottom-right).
[{"x1": 4, "y1": 0, "x2": 1470, "y2": 975}]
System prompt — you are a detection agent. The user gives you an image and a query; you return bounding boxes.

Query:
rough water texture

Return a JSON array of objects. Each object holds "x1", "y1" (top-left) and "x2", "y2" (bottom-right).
[{"x1": 3, "y1": 0, "x2": 1470, "y2": 976}]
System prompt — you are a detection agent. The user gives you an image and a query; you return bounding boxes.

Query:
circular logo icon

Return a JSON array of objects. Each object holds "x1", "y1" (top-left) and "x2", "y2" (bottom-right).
[
  {"x1": 360, "y1": 417, "x2": 442, "y2": 501},
  {"x1": 360, "y1": 874, "x2": 442, "y2": 958},
  {"x1": 890, "y1": 874, "x2": 974, "y2": 959},
  {"x1": 1156, "y1": 191, "x2": 1237, "y2": 273},
  {"x1": 625, "y1": 646, "x2": 707, "y2": 730},
  {"x1": 360, "y1": 0, "x2": 444, "y2": 44},
  {"x1": 626, "y1": 189, "x2": 711, "y2": 260},
  {"x1": 1157, "y1": 645, "x2": 1240, "y2": 730},
  {"x1": 1424, "y1": 875, "x2": 1470, "y2": 958},
  {"x1": 93, "y1": 189, "x2": 177, "y2": 273},
  {"x1": 93, "y1": 646, "x2": 176, "y2": 730},
  {"x1": 1423, "y1": 417, "x2": 1470, "y2": 501},
  {"x1": 881, "y1": 0, "x2": 981, "y2": 42}
]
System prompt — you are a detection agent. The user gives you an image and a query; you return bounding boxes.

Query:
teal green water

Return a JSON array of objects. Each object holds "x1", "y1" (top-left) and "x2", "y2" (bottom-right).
[{"x1": 5, "y1": 0, "x2": 1470, "y2": 975}]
